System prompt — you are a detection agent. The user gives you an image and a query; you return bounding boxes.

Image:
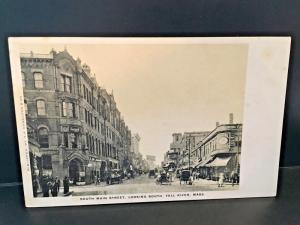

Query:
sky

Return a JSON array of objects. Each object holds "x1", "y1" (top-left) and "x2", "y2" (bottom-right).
[{"x1": 19, "y1": 42, "x2": 248, "y2": 163}]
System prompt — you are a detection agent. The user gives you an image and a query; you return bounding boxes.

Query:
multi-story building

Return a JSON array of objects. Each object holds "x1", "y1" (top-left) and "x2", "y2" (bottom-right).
[
  {"x1": 193, "y1": 124, "x2": 242, "y2": 179},
  {"x1": 130, "y1": 133, "x2": 143, "y2": 169},
  {"x1": 21, "y1": 49, "x2": 132, "y2": 184}
]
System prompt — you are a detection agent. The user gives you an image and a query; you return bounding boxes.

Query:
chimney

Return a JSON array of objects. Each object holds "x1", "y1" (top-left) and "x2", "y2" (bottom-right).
[
  {"x1": 216, "y1": 122, "x2": 220, "y2": 127},
  {"x1": 229, "y1": 113, "x2": 234, "y2": 124}
]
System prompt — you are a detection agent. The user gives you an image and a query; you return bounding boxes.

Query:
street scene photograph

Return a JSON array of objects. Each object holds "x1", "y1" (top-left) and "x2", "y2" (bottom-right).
[{"x1": 19, "y1": 41, "x2": 247, "y2": 197}]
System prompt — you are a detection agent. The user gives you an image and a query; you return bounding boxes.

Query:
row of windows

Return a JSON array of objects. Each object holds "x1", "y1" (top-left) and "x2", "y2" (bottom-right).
[
  {"x1": 22, "y1": 72, "x2": 43, "y2": 89},
  {"x1": 86, "y1": 134, "x2": 117, "y2": 158},
  {"x1": 84, "y1": 108, "x2": 117, "y2": 141},
  {"x1": 24, "y1": 99, "x2": 46, "y2": 116},
  {"x1": 22, "y1": 72, "x2": 73, "y2": 94},
  {"x1": 82, "y1": 84, "x2": 119, "y2": 129},
  {"x1": 24, "y1": 99, "x2": 77, "y2": 117},
  {"x1": 82, "y1": 85, "x2": 95, "y2": 107}
]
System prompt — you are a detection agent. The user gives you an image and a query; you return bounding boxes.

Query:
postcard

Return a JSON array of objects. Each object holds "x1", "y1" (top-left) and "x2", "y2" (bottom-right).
[{"x1": 8, "y1": 37, "x2": 290, "y2": 207}]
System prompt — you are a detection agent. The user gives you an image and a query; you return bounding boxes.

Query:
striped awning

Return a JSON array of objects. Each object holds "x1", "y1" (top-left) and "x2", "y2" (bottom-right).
[{"x1": 206, "y1": 156, "x2": 232, "y2": 167}]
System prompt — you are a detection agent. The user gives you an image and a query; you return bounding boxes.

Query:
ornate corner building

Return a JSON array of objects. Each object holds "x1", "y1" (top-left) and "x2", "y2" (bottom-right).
[{"x1": 21, "y1": 49, "x2": 132, "y2": 184}]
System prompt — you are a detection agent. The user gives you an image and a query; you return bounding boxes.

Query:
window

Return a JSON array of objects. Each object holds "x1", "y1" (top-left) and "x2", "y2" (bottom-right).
[
  {"x1": 64, "y1": 133, "x2": 69, "y2": 147},
  {"x1": 62, "y1": 101, "x2": 67, "y2": 117},
  {"x1": 22, "y1": 72, "x2": 26, "y2": 88},
  {"x1": 70, "y1": 133, "x2": 78, "y2": 149},
  {"x1": 24, "y1": 100, "x2": 28, "y2": 115},
  {"x1": 34, "y1": 72, "x2": 43, "y2": 88},
  {"x1": 62, "y1": 101, "x2": 75, "y2": 118},
  {"x1": 68, "y1": 102, "x2": 75, "y2": 118},
  {"x1": 36, "y1": 100, "x2": 46, "y2": 116},
  {"x1": 38, "y1": 127, "x2": 49, "y2": 148},
  {"x1": 42, "y1": 155, "x2": 52, "y2": 169},
  {"x1": 84, "y1": 109, "x2": 88, "y2": 123},
  {"x1": 83, "y1": 85, "x2": 86, "y2": 98},
  {"x1": 60, "y1": 75, "x2": 72, "y2": 93},
  {"x1": 86, "y1": 134, "x2": 89, "y2": 148}
]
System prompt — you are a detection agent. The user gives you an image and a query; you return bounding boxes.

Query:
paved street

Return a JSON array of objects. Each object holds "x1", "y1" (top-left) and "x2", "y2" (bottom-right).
[{"x1": 69, "y1": 174, "x2": 238, "y2": 196}]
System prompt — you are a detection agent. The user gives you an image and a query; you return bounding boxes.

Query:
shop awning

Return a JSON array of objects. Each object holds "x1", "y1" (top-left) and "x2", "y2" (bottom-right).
[
  {"x1": 108, "y1": 158, "x2": 119, "y2": 164},
  {"x1": 196, "y1": 157, "x2": 213, "y2": 168},
  {"x1": 206, "y1": 156, "x2": 232, "y2": 167}
]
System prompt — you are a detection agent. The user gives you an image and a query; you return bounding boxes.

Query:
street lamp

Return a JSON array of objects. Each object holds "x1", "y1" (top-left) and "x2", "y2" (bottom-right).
[{"x1": 186, "y1": 134, "x2": 192, "y2": 173}]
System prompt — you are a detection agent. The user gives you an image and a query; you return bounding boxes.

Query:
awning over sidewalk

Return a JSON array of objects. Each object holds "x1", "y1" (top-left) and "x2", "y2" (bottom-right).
[
  {"x1": 206, "y1": 156, "x2": 232, "y2": 167},
  {"x1": 196, "y1": 157, "x2": 213, "y2": 168},
  {"x1": 108, "y1": 158, "x2": 119, "y2": 164}
]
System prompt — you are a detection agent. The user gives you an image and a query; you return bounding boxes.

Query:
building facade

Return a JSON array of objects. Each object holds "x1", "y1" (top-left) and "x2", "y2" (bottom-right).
[
  {"x1": 163, "y1": 132, "x2": 210, "y2": 169},
  {"x1": 21, "y1": 49, "x2": 132, "y2": 184},
  {"x1": 193, "y1": 124, "x2": 242, "y2": 179},
  {"x1": 162, "y1": 113, "x2": 242, "y2": 180}
]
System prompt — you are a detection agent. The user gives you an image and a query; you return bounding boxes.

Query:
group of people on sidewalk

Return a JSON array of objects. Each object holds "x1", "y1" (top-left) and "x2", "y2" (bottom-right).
[
  {"x1": 32, "y1": 175, "x2": 71, "y2": 197},
  {"x1": 217, "y1": 171, "x2": 240, "y2": 187}
]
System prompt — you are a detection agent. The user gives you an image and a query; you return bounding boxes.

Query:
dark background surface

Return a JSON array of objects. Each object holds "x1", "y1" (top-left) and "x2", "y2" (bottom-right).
[{"x1": 0, "y1": 0, "x2": 299, "y2": 184}]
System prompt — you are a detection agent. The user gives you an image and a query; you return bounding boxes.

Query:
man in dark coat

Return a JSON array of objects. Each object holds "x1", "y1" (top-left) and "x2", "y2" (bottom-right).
[
  {"x1": 63, "y1": 176, "x2": 69, "y2": 194},
  {"x1": 41, "y1": 176, "x2": 50, "y2": 197},
  {"x1": 32, "y1": 175, "x2": 39, "y2": 197},
  {"x1": 51, "y1": 179, "x2": 58, "y2": 197}
]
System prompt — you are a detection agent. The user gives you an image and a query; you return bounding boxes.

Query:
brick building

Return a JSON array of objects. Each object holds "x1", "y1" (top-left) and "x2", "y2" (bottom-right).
[{"x1": 21, "y1": 49, "x2": 132, "y2": 184}]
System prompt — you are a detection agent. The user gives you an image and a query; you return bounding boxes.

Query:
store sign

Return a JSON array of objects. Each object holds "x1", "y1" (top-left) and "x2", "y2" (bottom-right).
[{"x1": 70, "y1": 126, "x2": 80, "y2": 133}]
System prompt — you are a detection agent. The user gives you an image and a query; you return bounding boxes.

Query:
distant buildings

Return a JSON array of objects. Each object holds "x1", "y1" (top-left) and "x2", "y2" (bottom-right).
[
  {"x1": 22, "y1": 49, "x2": 135, "y2": 184},
  {"x1": 163, "y1": 114, "x2": 242, "y2": 178},
  {"x1": 146, "y1": 155, "x2": 156, "y2": 169}
]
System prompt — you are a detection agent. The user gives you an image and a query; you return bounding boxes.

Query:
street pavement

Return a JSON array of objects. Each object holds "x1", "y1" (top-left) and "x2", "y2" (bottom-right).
[{"x1": 69, "y1": 174, "x2": 238, "y2": 196}]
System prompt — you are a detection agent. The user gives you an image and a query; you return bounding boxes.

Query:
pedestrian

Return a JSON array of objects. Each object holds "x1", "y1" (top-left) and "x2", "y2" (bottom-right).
[
  {"x1": 218, "y1": 173, "x2": 224, "y2": 187},
  {"x1": 32, "y1": 175, "x2": 39, "y2": 197},
  {"x1": 41, "y1": 176, "x2": 50, "y2": 197},
  {"x1": 231, "y1": 171, "x2": 235, "y2": 186},
  {"x1": 57, "y1": 178, "x2": 61, "y2": 193},
  {"x1": 63, "y1": 176, "x2": 69, "y2": 194},
  {"x1": 94, "y1": 175, "x2": 98, "y2": 185},
  {"x1": 51, "y1": 179, "x2": 59, "y2": 197}
]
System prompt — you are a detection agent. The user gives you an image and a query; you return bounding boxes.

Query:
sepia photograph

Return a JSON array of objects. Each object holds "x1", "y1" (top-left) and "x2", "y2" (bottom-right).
[{"x1": 8, "y1": 37, "x2": 290, "y2": 207}]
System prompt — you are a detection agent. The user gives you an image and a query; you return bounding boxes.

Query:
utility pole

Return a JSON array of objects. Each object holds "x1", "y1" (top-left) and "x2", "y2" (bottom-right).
[{"x1": 187, "y1": 134, "x2": 191, "y2": 174}]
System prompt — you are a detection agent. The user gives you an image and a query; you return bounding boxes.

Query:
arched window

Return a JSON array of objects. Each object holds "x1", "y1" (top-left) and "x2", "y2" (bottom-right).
[
  {"x1": 22, "y1": 72, "x2": 26, "y2": 88},
  {"x1": 36, "y1": 100, "x2": 46, "y2": 115},
  {"x1": 34, "y1": 72, "x2": 43, "y2": 88},
  {"x1": 38, "y1": 127, "x2": 49, "y2": 148}
]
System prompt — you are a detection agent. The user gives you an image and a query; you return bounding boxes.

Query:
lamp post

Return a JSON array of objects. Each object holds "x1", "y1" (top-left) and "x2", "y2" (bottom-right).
[{"x1": 186, "y1": 134, "x2": 192, "y2": 174}]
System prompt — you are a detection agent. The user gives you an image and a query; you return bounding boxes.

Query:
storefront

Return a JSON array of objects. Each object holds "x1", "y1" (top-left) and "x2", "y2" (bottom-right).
[{"x1": 206, "y1": 155, "x2": 236, "y2": 181}]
